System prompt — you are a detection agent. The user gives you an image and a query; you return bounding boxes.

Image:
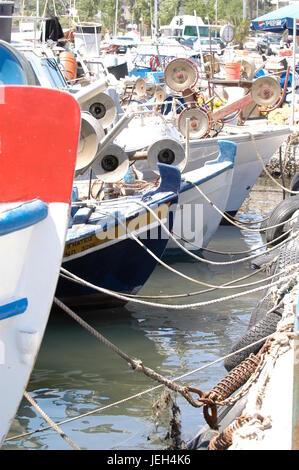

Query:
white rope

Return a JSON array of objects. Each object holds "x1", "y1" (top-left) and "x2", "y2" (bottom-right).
[
  {"x1": 87, "y1": 196, "x2": 296, "y2": 268},
  {"x1": 172, "y1": 225, "x2": 290, "y2": 256},
  {"x1": 7, "y1": 333, "x2": 276, "y2": 443},
  {"x1": 24, "y1": 391, "x2": 80, "y2": 450},
  {"x1": 60, "y1": 263, "x2": 292, "y2": 299},
  {"x1": 186, "y1": 182, "x2": 299, "y2": 234},
  {"x1": 130, "y1": 199, "x2": 297, "y2": 267},
  {"x1": 96, "y1": 205, "x2": 296, "y2": 288},
  {"x1": 60, "y1": 266, "x2": 298, "y2": 310},
  {"x1": 87, "y1": 268, "x2": 265, "y2": 300},
  {"x1": 250, "y1": 132, "x2": 299, "y2": 194}
]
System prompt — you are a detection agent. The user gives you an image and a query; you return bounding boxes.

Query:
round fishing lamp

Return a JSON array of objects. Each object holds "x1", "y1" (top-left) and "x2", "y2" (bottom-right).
[
  {"x1": 147, "y1": 138, "x2": 187, "y2": 174},
  {"x1": 92, "y1": 143, "x2": 129, "y2": 183},
  {"x1": 251, "y1": 76, "x2": 281, "y2": 107},
  {"x1": 164, "y1": 58, "x2": 198, "y2": 92},
  {"x1": 178, "y1": 107, "x2": 212, "y2": 139}
]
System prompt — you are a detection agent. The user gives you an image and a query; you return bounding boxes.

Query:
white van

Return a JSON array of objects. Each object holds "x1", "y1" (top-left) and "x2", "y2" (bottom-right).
[{"x1": 161, "y1": 15, "x2": 212, "y2": 40}]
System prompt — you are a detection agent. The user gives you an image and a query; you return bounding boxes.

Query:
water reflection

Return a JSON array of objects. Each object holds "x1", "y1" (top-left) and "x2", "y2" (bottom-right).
[{"x1": 3, "y1": 179, "x2": 283, "y2": 450}]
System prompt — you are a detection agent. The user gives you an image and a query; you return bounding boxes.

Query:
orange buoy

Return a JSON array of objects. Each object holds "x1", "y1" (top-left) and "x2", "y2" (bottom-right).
[
  {"x1": 279, "y1": 49, "x2": 292, "y2": 57},
  {"x1": 225, "y1": 62, "x2": 241, "y2": 81},
  {"x1": 59, "y1": 51, "x2": 77, "y2": 81}
]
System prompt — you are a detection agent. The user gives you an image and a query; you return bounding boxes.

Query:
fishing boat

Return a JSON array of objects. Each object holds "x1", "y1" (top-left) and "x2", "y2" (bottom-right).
[
  {"x1": 167, "y1": 140, "x2": 236, "y2": 253},
  {"x1": 1, "y1": 30, "x2": 289, "y2": 220},
  {"x1": 115, "y1": 114, "x2": 289, "y2": 218},
  {"x1": 0, "y1": 85, "x2": 80, "y2": 445},
  {"x1": 56, "y1": 164, "x2": 181, "y2": 308}
]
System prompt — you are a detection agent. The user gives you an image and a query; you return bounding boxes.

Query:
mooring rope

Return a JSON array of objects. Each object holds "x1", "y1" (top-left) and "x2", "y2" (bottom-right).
[
  {"x1": 171, "y1": 225, "x2": 291, "y2": 257},
  {"x1": 223, "y1": 213, "x2": 270, "y2": 226},
  {"x1": 91, "y1": 198, "x2": 296, "y2": 269},
  {"x1": 60, "y1": 265, "x2": 299, "y2": 310},
  {"x1": 23, "y1": 391, "x2": 80, "y2": 450},
  {"x1": 130, "y1": 199, "x2": 297, "y2": 267},
  {"x1": 250, "y1": 132, "x2": 299, "y2": 194},
  {"x1": 53, "y1": 298, "x2": 207, "y2": 409},
  {"x1": 87, "y1": 268, "x2": 265, "y2": 300},
  {"x1": 79, "y1": 204, "x2": 297, "y2": 291},
  {"x1": 7, "y1": 331, "x2": 279, "y2": 444},
  {"x1": 186, "y1": 182, "x2": 299, "y2": 233},
  {"x1": 61, "y1": 264, "x2": 293, "y2": 301},
  {"x1": 89, "y1": 185, "x2": 291, "y2": 234}
]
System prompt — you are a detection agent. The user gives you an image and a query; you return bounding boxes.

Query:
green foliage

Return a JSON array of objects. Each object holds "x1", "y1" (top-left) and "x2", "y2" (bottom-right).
[
  {"x1": 217, "y1": 0, "x2": 243, "y2": 23},
  {"x1": 20, "y1": 0, "x2": 275, "y2": 34},
  {"x1": 158, "y1": 0, "x2": 179, "y2": 26},
  {"x1": 132, "y1": 0, "x2": 151, "y2": 27},
  {"x1": 230, "y1": 17, "x2": 250, "y2": 46},
  {"x1": 183, "y1": 0, "x2": 215, "y2": 21},
  {"x1": 77, "y1": 0, "x2": 99, "y2": 21}
]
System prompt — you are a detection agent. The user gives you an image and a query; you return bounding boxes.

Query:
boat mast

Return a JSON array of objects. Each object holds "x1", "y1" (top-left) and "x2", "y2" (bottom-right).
[
  {"x1": 243, "y1": 0, "x2": 247, "y2": 20},
  {"x1": 114, "y1": 0, "x2": 118, "y2": 37},
  {"x1": 154, "y1": 0, "x2": 157, "y2": 38}
]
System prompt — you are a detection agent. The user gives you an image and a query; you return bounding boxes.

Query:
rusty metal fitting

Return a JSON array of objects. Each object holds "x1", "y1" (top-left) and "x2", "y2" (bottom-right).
[{"x1": 207, "y1": 354, "x2": 260, "y2": 403}]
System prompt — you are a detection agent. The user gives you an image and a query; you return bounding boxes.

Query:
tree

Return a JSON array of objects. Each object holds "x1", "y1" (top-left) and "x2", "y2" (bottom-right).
[
  {"x1": 217, "y1": 0, "x2": 243, "y2": 22},
  {"x1": 159, "y1": 0, "x2": 179, "y2": 26},
  {"x1": 77, "y1": 0, "x2": 100, "y2": 21},
  {"x1": 182, "y1": 0, "x2": 215, "y2": 21},
  {"x1": 230, "y1": 17, "x2": 250, "y2": 47}
]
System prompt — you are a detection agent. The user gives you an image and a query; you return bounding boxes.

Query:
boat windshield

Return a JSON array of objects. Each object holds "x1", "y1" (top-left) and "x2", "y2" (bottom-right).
[{"x1": 183, "y1": 26, "x2": 210, "y2": 38}]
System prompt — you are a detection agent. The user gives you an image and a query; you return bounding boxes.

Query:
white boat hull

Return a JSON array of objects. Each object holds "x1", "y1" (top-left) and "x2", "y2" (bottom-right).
[
  {"x1": 131, "y1": 123, "x2": 290, "y2": 215},
  {"x1": 187, "y1": 125, "x2": 290, "y2": 214},
  {"x1": 0, "y1": 85, "x2": 80, "y2": 446},
  {"x1": 167, "y1": 143, "x2": 235, "y2": 252},
  {"x1": 0, "y1": 203, "x2": 69, "y2": 445}
]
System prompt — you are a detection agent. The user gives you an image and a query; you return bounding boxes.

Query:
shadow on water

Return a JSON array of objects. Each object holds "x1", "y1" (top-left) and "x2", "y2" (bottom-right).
[{"x1": 3, "y1": 178, "x2": 284, "y2": 450}]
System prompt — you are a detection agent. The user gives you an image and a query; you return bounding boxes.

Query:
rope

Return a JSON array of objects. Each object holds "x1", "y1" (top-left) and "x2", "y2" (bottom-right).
[
  {"x1": 172, "y1": 225, "x2": 291, "y2": 257},
  {"x1": 130, "y1": 199, "x2": 297, "y2": 267},
  {"x1": 60, "y1": 265, "x2": 299, "y2": 310},
  {"x1": 53, "y1": 298, "x2": 206, "y2": 409},
  {"x1": 186, "y1": 182, "x2": 298, "y2": 233},
  {"x1": 223, "y1": 213, "x2": 270, "y2": 226},
  {"x1": 91, "y1": 198, "x2": 295, "y2": 269},
  {"x1": 107, "y1": 268, "x2": 265, "y2": 300},
  {"x1": 24, "y1": 391, "x2": 80, "y2": 450},
  {"x1": 7, "y1": 333, "x2": 276, "y2": 444},
  {"x1": 250, "y1": 132, "x2": 299, "y2": 194},
  {"x1": 76, "y1": 195, "x2": 286, "y2": 256},
  {"x1": 60, "y1": 264, "x2": 290, "y2": 299}
]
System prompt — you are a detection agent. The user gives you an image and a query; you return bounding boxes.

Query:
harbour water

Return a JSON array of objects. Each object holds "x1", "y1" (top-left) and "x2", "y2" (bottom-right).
[{"x1": 3, "y1": 177, "x2": 284, "y2": 450}]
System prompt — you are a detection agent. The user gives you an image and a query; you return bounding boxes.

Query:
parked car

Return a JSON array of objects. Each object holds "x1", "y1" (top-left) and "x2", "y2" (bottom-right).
[
  {"x1": 257, "y1": 34, "x2": 282, "y2": 55},
  {"x1": 109, "y1": 36, "x2": 139, "y2": 54},
  {"x1": 188, "y1": 37, "x2": 225, "y2": 55},
  {"x1": 243, "y1": 37, "x2": 259, "y2": 52}
]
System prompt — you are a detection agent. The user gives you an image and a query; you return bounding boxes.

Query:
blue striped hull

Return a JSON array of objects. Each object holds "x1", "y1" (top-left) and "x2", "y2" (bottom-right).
[{"x1": 56, "y1": 233, "x2": 168, "y2": 308}]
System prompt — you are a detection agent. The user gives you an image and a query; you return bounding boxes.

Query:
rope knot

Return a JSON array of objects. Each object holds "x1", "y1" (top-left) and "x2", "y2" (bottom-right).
[{"x1": 130, "y1": 359, "x2": 144, "y2": 371}]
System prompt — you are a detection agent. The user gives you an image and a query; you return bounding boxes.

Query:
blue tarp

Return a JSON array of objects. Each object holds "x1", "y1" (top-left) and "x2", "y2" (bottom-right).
[{"x1": 251, "y1": 4, "x2": 299, "y2": 33}]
